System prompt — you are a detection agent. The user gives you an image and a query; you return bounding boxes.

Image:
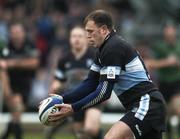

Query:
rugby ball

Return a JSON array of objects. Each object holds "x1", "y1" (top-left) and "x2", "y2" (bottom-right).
[{"x1": 38, "y1": 95, "x2": 63, "y2": 126}]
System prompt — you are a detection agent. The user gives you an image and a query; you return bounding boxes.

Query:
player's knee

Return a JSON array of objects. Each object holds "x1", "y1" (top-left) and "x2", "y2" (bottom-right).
[
  {"x1": 104, "y1": 133, "x2": 128, "y2": 139},
  {"x1": 104, "y1": 132, "x2": 119, "y2": 139},
  {"x1": 169, "y1": 93, "x2": 180, "y2": 116},
  {"x1": 85, "y1": 126, "x2": 99, "y2": 136},
  {"x1": 10, "y1": 94, "x2": 24, "y2": 113},
  {"x1": 104, "y1": 121, "x2": 135, "y2": 139},
  {"x1": 12, "y1": 112, "x2": 21, "y2": 121},
  {"x1": 13, "y1": 94, "x2": 22, "y2": 102}
]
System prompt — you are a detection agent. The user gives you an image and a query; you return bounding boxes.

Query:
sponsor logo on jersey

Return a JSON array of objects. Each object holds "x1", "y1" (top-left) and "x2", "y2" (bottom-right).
[{"x1": 107, "y1": 67, "x2": 116, "y2": 79}]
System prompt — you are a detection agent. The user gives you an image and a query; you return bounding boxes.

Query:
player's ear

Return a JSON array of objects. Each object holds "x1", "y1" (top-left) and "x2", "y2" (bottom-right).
[{"x1": 100, "y1": 25, "x2": 108, "y2": 35}]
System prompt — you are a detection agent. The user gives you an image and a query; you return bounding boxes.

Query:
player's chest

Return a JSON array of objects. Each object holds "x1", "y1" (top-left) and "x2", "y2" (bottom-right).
[{"x1": 64, "y1": 58, "x2": 93, "y2": 70}]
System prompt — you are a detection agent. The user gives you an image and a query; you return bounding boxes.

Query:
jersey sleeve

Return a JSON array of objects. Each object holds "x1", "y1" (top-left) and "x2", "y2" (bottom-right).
[
  {"x1": 89, "y1": 51, "x2": 101, "y2": 73},
  {"x1": 62, "y1": 70, "x2": 100, "y2": 104},
  {"x1": 71, "y1": 80, "x2": 114, "y2": 112},
  {"x1": 99, "y1": 47, "x2": 124, "y2": 82},
  {"x1": 54, "y1": 58, "x2": 66, "y2": 82}
]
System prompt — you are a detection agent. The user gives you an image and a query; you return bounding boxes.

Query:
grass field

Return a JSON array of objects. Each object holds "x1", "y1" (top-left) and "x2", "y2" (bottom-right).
[
  {"x1": 1, "y1": 124, "x2": 75, "y2": 139},
  {"x1": 6, "y1": 132, "x2": 180, "y2": 139},
  {"x1": 4, "y1": 131, "x2": 180, "y2": 139},
  {"x1": 2, "y1": 123, "x2": 179, "y2": 139},
  {"x1": 8, "y1": 133, "x2": 74, "y2": 139},
  {"x1": 7, "y1": 134, "x2": 180, "y2": 139}
]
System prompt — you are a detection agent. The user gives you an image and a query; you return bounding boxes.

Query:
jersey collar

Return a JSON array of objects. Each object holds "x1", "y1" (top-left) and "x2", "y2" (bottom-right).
[{"x1": 99, "y1": 30, "x2": 116, "y2": 51}]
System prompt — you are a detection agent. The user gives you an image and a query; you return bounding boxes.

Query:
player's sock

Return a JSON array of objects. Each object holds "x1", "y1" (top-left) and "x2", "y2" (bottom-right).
[
  {"x1": 0, "y1": 122, "x2": 13, "y2": 139},
  {"x1": 12, "y1": 122, "x2": 23, "y2": 139}
]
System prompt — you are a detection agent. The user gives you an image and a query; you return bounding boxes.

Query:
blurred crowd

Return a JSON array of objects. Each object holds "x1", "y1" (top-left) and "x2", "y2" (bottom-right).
[{"x1": 0, "y1": 0, "x2": 180, "y2": 139}]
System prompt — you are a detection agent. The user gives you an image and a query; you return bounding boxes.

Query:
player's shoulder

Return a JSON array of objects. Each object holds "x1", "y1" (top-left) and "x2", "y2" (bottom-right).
[
  {"x1": 58, "y1": 50, "x2": 73, "y2": 64},
  {"x1": 104, "y1": 33, "x2": 135, "y2": 55},
  {"x1": 106, "y1": 32, "x2": 129, "y2": 48},
  {"x1": 85, "y1": 48, "x2": 96, "y2": 58}
]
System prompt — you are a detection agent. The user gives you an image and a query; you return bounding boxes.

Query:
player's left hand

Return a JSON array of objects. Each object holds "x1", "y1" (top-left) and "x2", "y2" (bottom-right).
[{"x1": 48, "y1": 104, "x2": 74, "y2": 122}]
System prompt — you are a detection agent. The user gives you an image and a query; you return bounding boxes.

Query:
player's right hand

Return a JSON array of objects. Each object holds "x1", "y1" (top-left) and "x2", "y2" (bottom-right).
[
  {"x1": 48, "y1": 103, "x2": 74, "y2": 122},
  {"x1": 166, "y1": 55, "x2": 178, "y2": 66}
]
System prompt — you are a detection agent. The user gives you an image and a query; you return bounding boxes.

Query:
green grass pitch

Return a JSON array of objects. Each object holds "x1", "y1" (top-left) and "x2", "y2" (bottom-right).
[{"x1": 9, "y1": 134, "x2": 74, "y2": 139}]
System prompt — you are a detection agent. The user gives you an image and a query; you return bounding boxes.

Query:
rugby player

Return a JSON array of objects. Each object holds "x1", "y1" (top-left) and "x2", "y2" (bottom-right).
[{"x1": 48, "y1": 10, "x2": 166, "y2": 139}]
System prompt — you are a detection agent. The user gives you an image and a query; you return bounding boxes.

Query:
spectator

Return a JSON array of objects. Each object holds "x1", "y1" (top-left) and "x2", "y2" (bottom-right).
[
  {"x1": 149, "y1": 24, "x2": 180, "y2": 103},
  {"x1": 0, "y1": 22, "x2": 39, "y2": 139},
  {"x1": 147, "y1": 24, "x2": 180, "y2": 139},
  {"x1": 36, "y1": 15, "x2": 55, "y2": 68},
  {"x1": 0, "y1": 7, "x2": 9, "y2": 49}
]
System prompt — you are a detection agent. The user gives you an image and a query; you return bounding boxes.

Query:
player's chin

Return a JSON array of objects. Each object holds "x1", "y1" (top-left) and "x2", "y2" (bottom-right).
[{"x1": 89, "y1": 42, "x2": 97, "y2": 48}]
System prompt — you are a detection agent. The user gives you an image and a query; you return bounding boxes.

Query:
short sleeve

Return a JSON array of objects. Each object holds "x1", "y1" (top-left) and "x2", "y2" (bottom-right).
[
  {"x1": 89, "y1": 51, "x2": 101, "y2": 73},
  {"x1": 54, "y1": 58, "x2": 66, "y2": 81}
]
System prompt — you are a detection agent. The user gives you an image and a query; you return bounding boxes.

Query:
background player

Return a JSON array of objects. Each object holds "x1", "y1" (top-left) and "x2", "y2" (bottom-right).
[
  {"x1": 47, "y1": 26, "x2": 103, "y2": 139},
  {"x1": 0, "y1": 23, "x2": 39, "y2": 139},
  {"x1": 145, "y1": 24, "x2": 180, "y2": 139},
  {"x1": 47, "y1": 10, "x2": 167, "y2": 139}
]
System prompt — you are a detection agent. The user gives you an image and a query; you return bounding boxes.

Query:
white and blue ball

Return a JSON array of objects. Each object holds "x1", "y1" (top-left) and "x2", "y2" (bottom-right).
[{"x1": 38, "y1": 95, "x2": 63, "y2": 126}]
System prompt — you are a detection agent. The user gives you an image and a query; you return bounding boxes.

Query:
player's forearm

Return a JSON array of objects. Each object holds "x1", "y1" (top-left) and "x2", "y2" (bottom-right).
[
  {"x1": 0, "y1": 70, "x2": 12, "y2": 98},
  {"x1": 62, "y1": 77, "x2": 99, "y2": 103},
  {"x1": 7, "y1": 58, "x2": 39, "y2": 69},
  {"x1": 146, "y1": 58, "x2": 177, "y2": 69},
  {"x1": 71, "y1": 81, "x2": 114, "y2": 112}
]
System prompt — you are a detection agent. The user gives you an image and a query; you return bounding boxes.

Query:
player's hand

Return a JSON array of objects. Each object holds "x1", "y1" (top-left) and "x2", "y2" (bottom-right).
[
  {"x1": 48, "y1": 104, "x2": 74, "y2": 122},
  {"x1": 0, "y1": 60, "x2": 8, "y2": 70},
  {"x1": 166, "y1": 55, "x2": 178, "y2": 66}
]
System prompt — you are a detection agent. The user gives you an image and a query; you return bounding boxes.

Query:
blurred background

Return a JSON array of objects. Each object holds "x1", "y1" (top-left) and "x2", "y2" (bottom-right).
[{"x1": 0, "y1": 0, "x2": 179, "y2": 139}]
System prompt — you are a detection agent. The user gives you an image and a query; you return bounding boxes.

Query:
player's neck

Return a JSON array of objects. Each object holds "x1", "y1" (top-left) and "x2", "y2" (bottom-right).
[
  {"x1": 72, "y1": 46, "x2": 88, "y2": 60},
  {"x1": 99, "y1": 30, "x2": 111, "y2": 48}
]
